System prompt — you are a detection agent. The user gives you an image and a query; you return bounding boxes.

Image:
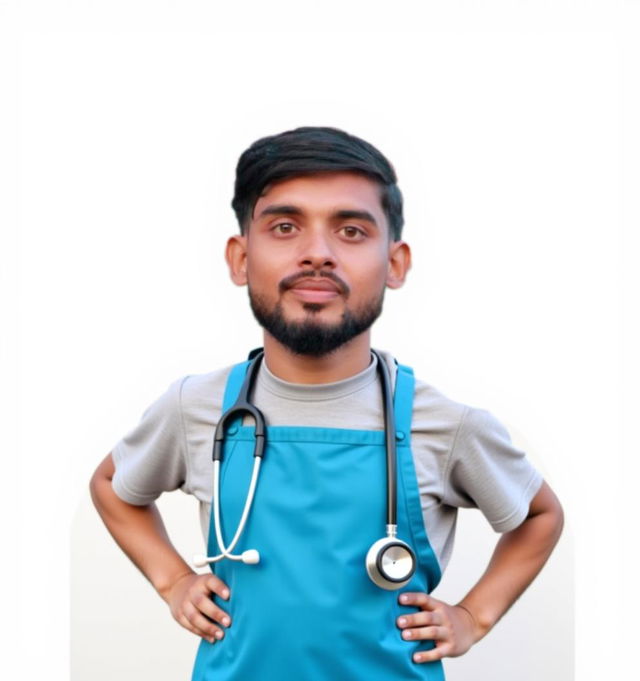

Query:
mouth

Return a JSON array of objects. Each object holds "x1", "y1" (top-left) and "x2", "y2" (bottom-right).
[{"x1": 287, "y1": 278, "x2": 342, "y2": 304}]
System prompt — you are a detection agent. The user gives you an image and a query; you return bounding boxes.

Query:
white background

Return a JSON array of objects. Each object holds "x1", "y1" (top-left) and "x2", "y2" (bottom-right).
[{"x1": 2, "y1": 1, "x2": 638, "y2": 680}]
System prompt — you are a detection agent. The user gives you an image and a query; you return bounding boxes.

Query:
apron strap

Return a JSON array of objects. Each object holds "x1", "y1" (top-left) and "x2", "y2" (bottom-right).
[
  {"x1": 222, "y1": 360, "x2": 252, "y2": 412},
  {"x1": 392, "y1": 361, "x2": 415, "y2": 439},
  {"x1": 221, "y1": 347, "x2": 263, "y2": 413},
  {"x1": 392, "y1": 360, "x2": 443, "y2": 590}
]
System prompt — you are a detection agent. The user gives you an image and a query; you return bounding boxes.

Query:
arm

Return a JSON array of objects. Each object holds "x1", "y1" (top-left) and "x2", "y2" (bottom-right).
[
  {"x1": 396, "y1": 479, "x2": 564, "y2": 663},
  {"x1": 457, "y1": 479, "x2": 564, "y2": 635},
  {"x1": 89, "y1": 452, "x2": 232, "y2": 643}
]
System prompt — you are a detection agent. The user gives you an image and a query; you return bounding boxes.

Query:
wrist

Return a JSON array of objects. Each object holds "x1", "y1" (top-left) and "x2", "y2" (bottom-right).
[
  {"x1": 156, "y1": 569, "x2": 195, "y2": 604},
  {"x1": 454, "y1": 602, "x2": 492, "y2": 643}
]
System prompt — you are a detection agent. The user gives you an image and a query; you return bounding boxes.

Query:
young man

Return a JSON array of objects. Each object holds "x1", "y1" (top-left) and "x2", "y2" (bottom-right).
[{"x1": 90, "y1": 126, "x2": 564, "y2": 680}]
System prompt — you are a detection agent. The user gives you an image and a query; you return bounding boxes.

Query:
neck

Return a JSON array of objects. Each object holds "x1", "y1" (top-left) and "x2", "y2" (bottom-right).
[{"x1": 261, "y1": 331, "x2": 372, "y2": 384}]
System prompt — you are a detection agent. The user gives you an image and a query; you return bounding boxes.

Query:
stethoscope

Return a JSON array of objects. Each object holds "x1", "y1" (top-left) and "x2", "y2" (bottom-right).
[{"x1": 193, "y1": 349, "x2": 417, "y2": 590}]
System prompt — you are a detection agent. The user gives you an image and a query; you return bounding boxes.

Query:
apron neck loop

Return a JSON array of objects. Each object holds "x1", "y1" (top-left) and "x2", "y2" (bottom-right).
[{"x1": 392, "y1": 362, "x2": 415, "y2": 441}]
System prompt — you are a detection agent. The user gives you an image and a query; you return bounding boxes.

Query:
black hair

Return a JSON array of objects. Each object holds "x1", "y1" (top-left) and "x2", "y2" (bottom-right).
[{"x1": 231, "y1": 126, "x2": 404, "y2": 240}]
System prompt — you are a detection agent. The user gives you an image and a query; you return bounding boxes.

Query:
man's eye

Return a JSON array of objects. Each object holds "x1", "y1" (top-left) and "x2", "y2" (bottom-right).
[
  {"x1": 273, "y1": 222, "x2": 296, "y2": 234},
  {"x1": 341, "y1": 225, "x2": 366, "y2": 239}
]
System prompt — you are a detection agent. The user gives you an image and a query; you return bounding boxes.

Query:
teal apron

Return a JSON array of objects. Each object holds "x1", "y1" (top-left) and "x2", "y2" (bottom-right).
[{"x1": 192, "y1": 356, "x2": 444, "y2": 680}]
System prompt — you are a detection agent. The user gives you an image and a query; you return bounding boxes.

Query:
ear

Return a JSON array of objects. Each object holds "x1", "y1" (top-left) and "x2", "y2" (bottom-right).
[
  {"x1": 225, "y1": 234, "x2": 248, "y2": 286},
  {"x1": 386, "y1": 240, "x2": 412, "y2": 289}
]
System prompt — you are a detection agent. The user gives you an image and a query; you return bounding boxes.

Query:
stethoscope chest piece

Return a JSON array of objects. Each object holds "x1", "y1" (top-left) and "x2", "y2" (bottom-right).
[{"x1": 365, "y1": 533, "x2": 417, "y2": 590}]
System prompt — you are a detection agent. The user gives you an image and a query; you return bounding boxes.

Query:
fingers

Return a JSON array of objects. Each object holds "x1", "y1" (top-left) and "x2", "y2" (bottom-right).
[
  {"x1": 178, "y1": 606, "x2": 221, "y2": 644},
  {"x1": 399, "y1": 591, "x2": 438, "y2": 610},
  {"x1": 182, "y1": 599, "x2": 228, "y2": 644},
  {"x1": 171, "y1": 573, "x2": 232, "y2": 644},
  {"x1": 396, "y1": 592, "x2": 453, "y2": 663},
  {"x1": 397, "y1": 609, "x2": 443, "y2": 630},
  {"x1": 397, "y1": 610, "x2": 447, "y2": 654},
  {"x1": 401, "y1": 625, "x2": 448, "y2": 643},
  {"x1": 205, "y1": 574, "x2": 230, "y2": 602},
  {"x1": 193, "y1": 586, "x2": 232, "y2": 628},
  {"x1": 411, "y1": 645, "x2": 452, "y2": 664}
]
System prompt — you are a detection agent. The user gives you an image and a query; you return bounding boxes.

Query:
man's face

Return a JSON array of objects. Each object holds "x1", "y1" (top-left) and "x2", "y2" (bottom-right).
[{"x1": 226, "y1": 171, "x2": 410, "y2": 357}]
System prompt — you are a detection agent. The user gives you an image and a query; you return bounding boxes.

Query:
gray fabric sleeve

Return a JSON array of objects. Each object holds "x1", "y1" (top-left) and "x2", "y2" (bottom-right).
[
  {"x1": 111, "y1": 376, "x2": 189, "y2": 505},
  {"x1": 444, "y1": 406, "x2": 544, "y2": 533}
]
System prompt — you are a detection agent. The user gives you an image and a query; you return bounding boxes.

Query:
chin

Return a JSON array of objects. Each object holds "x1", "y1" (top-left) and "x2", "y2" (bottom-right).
[
  {"x1": 300, "y1": 302, "x2": 337, "y2": 314},
  {"x1": 283, "y1": 298, "x2": 342, "y2": 316}
]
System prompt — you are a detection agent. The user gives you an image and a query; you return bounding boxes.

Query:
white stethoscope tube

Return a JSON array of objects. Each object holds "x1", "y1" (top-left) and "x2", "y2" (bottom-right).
[{"x1": 193, "y1": 458, "x2": 262, "y2": 567}]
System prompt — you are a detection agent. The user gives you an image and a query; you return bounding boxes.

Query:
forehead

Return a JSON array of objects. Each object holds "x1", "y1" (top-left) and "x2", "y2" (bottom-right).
[{"x1": 251, "y1": 171, "x2": 386, "y2": 222}]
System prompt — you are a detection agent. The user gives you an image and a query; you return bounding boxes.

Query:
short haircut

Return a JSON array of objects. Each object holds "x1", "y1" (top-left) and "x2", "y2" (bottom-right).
[{"x1": 231, "y1": 126, "x2": 404, "y2": 240}]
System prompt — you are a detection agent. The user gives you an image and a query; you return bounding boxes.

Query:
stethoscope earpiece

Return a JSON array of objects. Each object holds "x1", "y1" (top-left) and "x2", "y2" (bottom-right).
[
  {"x1": 193, "y1": 553, "x2": 209, "y2": 568},
  {"x1": 241, "y1": 549, "x2": 260, "y2": 564}
]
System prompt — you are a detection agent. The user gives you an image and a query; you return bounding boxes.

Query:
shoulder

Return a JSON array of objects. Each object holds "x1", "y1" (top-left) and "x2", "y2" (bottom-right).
[
  {"x1": 411, "y1": 374, "x2": 516, "y2": 452},
  {"x1": 389, "y1": 352, "x2": 518, "y2": 452},
  {"x1": 179, "y1": 364, "x2": 236, "y2": 419},
  {"x1": 376, "y1": 349, "x2": 469, "y2": 439},
  {"x1": 411, "y1": 374, "x2": 470, "y2": 443},
  {"x1": 373, "y1": 349, "x2": 466, "y2": 425},
  {"x1": 412, "y1": 376, "x2": 469, "y2": 426}
]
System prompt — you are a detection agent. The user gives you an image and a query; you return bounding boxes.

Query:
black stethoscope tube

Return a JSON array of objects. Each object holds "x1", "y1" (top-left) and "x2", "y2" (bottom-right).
[
  {"x1": 212, "y1": 353, "x2": 266, "y2": 463},
  {"x1": 374, "y1": 349, "x2": 397, "y2": 529}
]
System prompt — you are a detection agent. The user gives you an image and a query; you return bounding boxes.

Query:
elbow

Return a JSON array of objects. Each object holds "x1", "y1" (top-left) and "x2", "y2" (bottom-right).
[
  {"x1": 545, "y1": 493, "x2": 565, "y2": 552},
  {"x1": 88, "y1": 469, "x2": 105, "y2": 510},
  {"x1": 544, "y1": 484, "x2": 565, "y2": 542},
  {"x1": 89, "y1": 452, "x2": 116, "y2": 509},
  {"x1": 554, "y1": 497, "x2": 565, "y2": 542},
  {"x1": 527, "y1": 480, "x2": 565, "y2": 546}
]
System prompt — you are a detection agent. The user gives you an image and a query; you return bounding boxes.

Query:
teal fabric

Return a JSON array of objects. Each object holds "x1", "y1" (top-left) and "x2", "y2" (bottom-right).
[{"x1": 192, "y1": 358, "x2": 444, "y2": 680}]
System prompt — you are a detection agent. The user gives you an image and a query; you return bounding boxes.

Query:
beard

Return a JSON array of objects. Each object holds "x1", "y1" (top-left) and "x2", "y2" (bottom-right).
[{"x1": 248, "y1": 285, "x2": 385, "y2": 358}]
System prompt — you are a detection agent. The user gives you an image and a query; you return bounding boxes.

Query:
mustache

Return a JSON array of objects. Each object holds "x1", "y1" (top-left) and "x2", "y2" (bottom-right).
[{"x1": 279, "y1": 270, "x2": 350, "y2": 296}]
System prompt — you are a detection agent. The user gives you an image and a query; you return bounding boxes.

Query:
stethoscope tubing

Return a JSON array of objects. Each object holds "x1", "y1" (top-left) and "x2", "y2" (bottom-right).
[
  {"x1": 376, "y1": 348, "x2": 397, "y2": 528},
  {"x1": 196, "y1": 349, "x2": 416, "y2": 588},
  {"x1": 212, "y1": 457, "x2": 263, "y2": 561}
]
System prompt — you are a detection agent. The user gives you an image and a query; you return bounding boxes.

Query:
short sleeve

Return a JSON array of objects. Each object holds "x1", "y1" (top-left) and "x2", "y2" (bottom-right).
[
  {"x1": 444, "y1": 406, "x2": 543, "y2": 532},
  {"x1": 111, "y1": 376, "x2": 189, "y2": 505}
]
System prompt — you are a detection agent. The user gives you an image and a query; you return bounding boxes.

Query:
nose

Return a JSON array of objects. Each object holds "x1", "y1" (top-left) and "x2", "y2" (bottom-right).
[{"x1": 297, "y1": 229, "x2": 337, "y2": 270}]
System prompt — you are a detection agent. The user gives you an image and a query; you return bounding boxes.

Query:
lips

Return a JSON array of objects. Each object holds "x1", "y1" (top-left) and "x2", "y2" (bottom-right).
[
  {"x1": 289, "y1": 278, "x2": 341, "y2": 293},
  {"x1": 286, "y1": 277, "x2": 343, "y2": 304}
]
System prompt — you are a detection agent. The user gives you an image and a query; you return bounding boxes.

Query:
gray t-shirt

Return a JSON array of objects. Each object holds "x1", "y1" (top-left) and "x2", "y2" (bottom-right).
[{"x1": 111, "y1": 349, "x2": 543, "y2": 573}]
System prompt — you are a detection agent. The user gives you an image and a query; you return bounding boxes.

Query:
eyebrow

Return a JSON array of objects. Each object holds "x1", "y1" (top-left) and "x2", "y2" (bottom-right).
[{"x1": 256, "y1": 204, "x2": 379, "y2": 227}]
